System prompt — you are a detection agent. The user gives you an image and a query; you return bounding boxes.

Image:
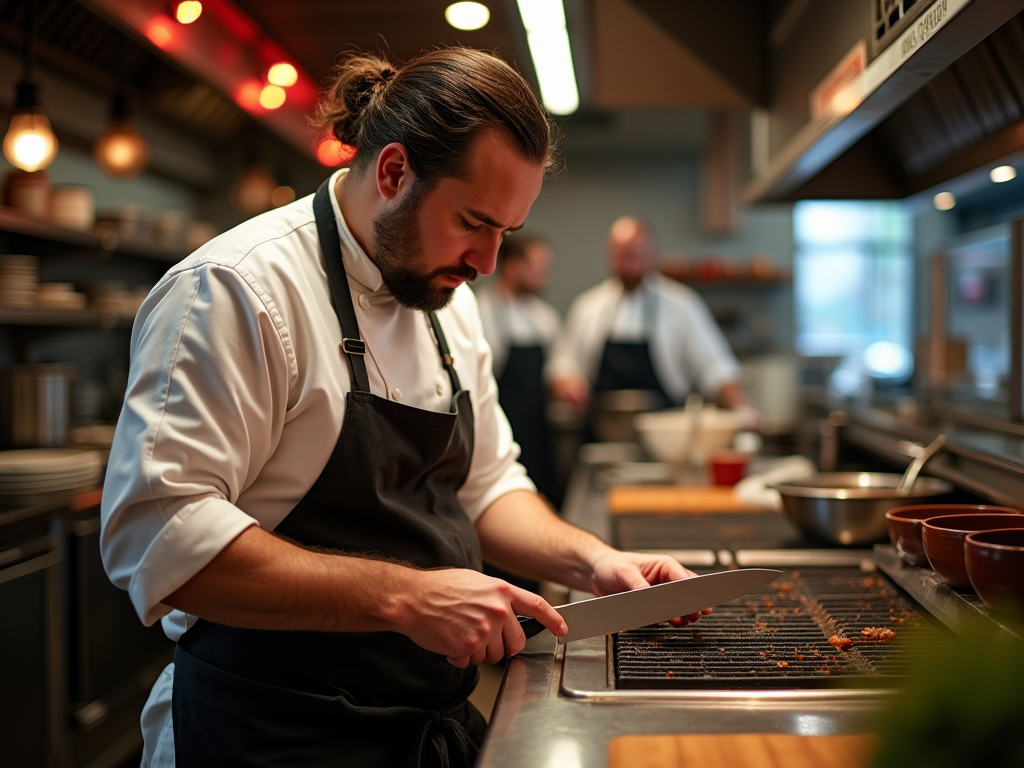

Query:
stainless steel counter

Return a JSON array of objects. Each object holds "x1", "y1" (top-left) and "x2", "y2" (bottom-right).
[
  {"x1": 477, "y1": 630, "x2": 883, "y2": 768},
  {"x1": 476, "y1": 449, "x2": 890, "y2": 768}
]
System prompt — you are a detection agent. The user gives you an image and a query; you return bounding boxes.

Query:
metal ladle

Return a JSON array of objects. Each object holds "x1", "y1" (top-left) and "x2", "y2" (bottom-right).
[{"x1": 896, "y1": 434, "x2": 947, "y2": 494}]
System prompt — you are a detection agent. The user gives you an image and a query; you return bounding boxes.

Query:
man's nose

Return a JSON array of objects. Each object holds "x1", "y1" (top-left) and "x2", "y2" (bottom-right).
[{"x1": 464, "y1": 233, "x2": 501, "y2": 277}]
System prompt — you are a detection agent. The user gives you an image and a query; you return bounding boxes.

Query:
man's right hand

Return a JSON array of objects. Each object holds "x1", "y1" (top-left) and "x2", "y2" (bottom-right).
[{"x1": 387, "y1": 568, "x2": 566, "y2": 667}]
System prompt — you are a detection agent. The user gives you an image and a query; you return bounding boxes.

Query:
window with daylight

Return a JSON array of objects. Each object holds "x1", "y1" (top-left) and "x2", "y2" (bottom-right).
[{"x1": 794, "y1": 201, "x2": 913, "y2": 365}]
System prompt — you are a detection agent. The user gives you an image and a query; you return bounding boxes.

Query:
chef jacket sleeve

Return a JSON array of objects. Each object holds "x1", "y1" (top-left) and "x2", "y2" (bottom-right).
[
  {"x1": 545, "y1": 288, "x2": 599, "y2": 384},
  {"x1": 673, "y1": 286, "x2": 741, "y2": 398},
  {"x1": 452, "y1": 288, "x2": 536, "y2": 521},
  {"x1": 100, "y1": 262, "x2": 292, "y2": 626}
]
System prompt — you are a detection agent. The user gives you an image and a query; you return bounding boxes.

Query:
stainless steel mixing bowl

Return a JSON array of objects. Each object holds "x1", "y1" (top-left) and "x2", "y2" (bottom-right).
[{"x1": 772, "y1": 472, "x2": 954, "y2": 546}]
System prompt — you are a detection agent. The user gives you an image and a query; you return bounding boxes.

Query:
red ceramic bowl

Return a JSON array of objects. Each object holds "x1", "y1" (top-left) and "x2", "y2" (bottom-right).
[
  {"x1": 886, "y1": 505, "x2": 1019, "y2": 568},
  {"x1": 709, "y1": 450, "x2": 749, "y2": 486},
  {"x1": 965, "y1": 529, "x2": 1024, "y2": 617},
  {"x1": 923, "y1": 513, "x2": 1024, "y2": 589}
]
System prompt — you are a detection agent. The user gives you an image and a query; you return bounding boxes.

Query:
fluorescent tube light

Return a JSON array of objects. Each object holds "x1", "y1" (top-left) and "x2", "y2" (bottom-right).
[
  {"x1": 990, "y1": 165, "x2": 1017, "y2": 183},
  {"x1": 517, "y1": 0, "x2": 579, "y2": 115}
]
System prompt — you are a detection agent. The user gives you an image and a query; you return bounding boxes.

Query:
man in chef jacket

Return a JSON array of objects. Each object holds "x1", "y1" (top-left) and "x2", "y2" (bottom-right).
[
  {"x1": 476, "y1": 234, "x2": 561, "y2": 506},
  {"x1": 100, "y1": 49, "x2": 707, "y2": 768},
  {"x1": 549, "y1": 216, "x2": 752, "y2": 419}
]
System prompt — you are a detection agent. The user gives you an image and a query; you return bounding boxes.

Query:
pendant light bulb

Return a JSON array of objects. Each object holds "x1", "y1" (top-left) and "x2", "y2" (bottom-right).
[
  {"x1": 3, "y1": 84, "x2": 58, "y2": 172},
  {"x1": 3, "y1": 110, "x2": 58, "y2": 172},
  {"x1": 94, "y1": 95, "x2": 149, "y2": 178}
]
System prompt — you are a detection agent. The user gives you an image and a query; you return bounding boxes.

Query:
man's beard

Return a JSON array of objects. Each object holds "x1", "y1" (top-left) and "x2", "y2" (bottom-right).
[{"x1": 372, "y1": 184, "x2": 477, "y2": 312}]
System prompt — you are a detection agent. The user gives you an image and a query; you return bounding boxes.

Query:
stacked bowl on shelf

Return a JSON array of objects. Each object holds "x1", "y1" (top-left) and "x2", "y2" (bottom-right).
[
  {"x1": 887, "y1": 504, "x2": 1024, "y2": 618},
  {"x1": 0, "y1": 254, "x2": 40, "y2": 308},
  {"x1": 0, "y1": 448, "x2": 104, "y2": 506}
]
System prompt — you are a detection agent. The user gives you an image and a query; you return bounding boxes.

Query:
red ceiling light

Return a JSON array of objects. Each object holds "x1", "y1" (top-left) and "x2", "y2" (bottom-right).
[
  {"x1": 315, "y1": 137, "x2": 357, "y2": 167},
  {"x1": 145, "y1": 15, "x2": 176, "y2": 49},
  {"x1": 234, "y1": 78, "x2": 263, "y2": 111},
  {"x1": 258, "y1": 84, "x2": 286, "y2": 110},
  {"x1": 173, "y1": 1, "x2": 203, "y2": 24},
  {"x1": 266, "y1": 62, "x2": 298, "y2": 88}
]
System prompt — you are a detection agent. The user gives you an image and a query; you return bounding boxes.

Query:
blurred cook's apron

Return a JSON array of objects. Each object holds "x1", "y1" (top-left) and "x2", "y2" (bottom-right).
[
  {"x1": 493, "y1": 299, "x2": 557, "y2": 506},
  {"x1": 588, "y1": 287, "x2": 673, "y2": 441},
  {"x1": 171, "y1": 179, "x2": 484, "y2": 768}
]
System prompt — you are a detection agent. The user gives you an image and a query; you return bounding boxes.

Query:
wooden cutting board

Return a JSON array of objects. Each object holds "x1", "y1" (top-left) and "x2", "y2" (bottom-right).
[
  {"x1": 607, "y1": 485, "x2": 771, "y2": 515},
  {"x1": 608, "y1": 733, "x2": 877, "y2": 768}
]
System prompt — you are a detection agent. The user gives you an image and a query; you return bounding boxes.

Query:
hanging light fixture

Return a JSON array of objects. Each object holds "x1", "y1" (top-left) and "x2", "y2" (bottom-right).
[
  {"x1": 94, "y1": 94, "x2": 149, "y2": 178},
  {"x1": 3, "y1": 0, "x2": 58, "y2": 172}
]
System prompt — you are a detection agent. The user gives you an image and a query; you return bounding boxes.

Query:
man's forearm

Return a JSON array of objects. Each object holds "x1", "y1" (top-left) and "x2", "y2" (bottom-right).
[
  {"x1": 475, "y1": 490, "x2": 615, "y2": 591},
  {"x1": 164, "y1": 526, "x2": 413, "y2": 632}
]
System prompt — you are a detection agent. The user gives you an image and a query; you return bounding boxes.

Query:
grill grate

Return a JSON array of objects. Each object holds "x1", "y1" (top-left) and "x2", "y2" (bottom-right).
[
  {"x1": 614, "y1": 512, "x2": 814, "y2": 551},
  {"x1": 614, "y1": 568, "x2": 947, "y2": 689}
]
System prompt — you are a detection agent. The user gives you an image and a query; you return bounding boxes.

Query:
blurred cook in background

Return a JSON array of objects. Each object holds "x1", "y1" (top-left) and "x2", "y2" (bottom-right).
[
  {"x1": 476, "y1": 233, "x2": 561, "y2": 506},
  {"x1": 548, "y1": 216, "x2": 755, "y2": 421}
]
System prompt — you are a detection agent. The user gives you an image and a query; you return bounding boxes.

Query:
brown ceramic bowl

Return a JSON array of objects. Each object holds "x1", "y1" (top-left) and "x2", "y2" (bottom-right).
[
  {"x1": 965, "y1": 529, "x2": 1024, "y2": 617},
  {"x1": 886, "y1": 504, "x2": 1019, "y2": 567},
  {"x1": 923, "y1": 514, "x2": 1024, "y2": 589}
]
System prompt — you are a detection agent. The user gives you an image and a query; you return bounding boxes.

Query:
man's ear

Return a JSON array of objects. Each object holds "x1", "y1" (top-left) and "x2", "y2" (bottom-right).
[{"x1": 375, "y1": 142, "x2": 414, "y2": 203}]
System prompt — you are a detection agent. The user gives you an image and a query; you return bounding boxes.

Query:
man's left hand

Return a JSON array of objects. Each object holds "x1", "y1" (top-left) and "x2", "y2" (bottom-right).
[{"x1": 588, "y1": 551, "x2": 712, "y2": 628}]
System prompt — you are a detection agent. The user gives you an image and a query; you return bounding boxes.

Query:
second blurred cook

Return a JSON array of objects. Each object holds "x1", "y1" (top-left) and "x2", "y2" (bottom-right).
[
  {"x1": 549, "y1": 217, "x2": 748, "y2": 415},
  {"x1": 477, "y1": 234, "x2": 561, "y2": 505}
]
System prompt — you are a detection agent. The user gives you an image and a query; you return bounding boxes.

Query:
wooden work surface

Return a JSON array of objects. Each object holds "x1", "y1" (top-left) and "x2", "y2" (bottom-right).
[
  {"x1": 607, "y1": 485, "x2": 771, "y2": 515},
  {"x1": 607, "y1": 733, "x2": 877, "y2": 768}
]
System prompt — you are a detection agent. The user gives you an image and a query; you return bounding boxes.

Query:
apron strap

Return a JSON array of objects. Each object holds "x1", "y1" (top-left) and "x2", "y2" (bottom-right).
[
  {"x1": 313, "y1": 178, "x2": 372, "y2": 393},
  {"x1": 314, "y1": 177, "x2": 464, "y2": 398},
  {"x1": 428, "y1": 312, "x2": 463, "y2": 393}
]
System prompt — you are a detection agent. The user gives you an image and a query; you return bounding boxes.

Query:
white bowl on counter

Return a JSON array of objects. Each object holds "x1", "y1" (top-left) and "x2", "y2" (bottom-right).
[{"x1": 633, "y1": 406, "x2": 746, "y2": 466}]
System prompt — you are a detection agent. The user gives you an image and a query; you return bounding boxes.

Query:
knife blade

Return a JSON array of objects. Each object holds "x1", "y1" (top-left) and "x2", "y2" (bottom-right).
[{"x1": 517, "y1": 568, "x2": 782, "y2": 643}]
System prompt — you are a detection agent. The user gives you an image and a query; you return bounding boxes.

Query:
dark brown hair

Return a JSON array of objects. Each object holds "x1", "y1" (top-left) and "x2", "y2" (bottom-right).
[{"x1": 314, "y1": 48, "x2": 557, "y2": 186}]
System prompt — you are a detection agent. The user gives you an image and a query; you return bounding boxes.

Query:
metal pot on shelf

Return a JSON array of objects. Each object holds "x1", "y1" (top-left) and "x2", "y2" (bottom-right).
[{"x1": 1, "y1": 363, "x2": 77, "y2": 448}]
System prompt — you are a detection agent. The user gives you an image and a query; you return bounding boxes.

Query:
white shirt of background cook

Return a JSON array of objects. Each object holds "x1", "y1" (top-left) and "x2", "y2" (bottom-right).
[
  {"x1": 547, "y1": 273, "x2": 740, "y2": 403},
  {"x1": 475, "y1": 283, "x2": 560, "y2": 377},
  {"x1": 99, "y1": 168, "x2": 533, "y2": 767}
]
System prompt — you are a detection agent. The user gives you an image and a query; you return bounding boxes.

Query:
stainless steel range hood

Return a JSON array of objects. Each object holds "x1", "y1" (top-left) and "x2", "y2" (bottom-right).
[{"x1": 745, "y1": 0, "x2": 1024, "y2": 203}]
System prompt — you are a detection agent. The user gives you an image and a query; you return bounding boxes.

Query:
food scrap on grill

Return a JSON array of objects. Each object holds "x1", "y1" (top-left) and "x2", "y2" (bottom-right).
[
  {"x1": 860, "y1": 626, "x2": 897, "y2": 642},
  {"x1": 829, "y1": 635, "x2": 853, "y2": 650},
  {"x1": 777, "y1": 661, "x2": 789, "y2": 668}
]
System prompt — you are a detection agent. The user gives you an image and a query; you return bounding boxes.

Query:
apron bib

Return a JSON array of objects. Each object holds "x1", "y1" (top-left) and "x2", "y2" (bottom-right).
[
  {"x1": 172, "y1": 179, "x2": 484, "y2": 768},
  {"x1": 587, "y1": 287, "x2": 673, "y2": 441}
]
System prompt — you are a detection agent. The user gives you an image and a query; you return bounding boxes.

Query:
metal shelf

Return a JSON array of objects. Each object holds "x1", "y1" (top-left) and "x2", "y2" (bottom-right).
[
  {"x1": 0, "y1": 206, "x2": 187, "y2": 264},
  {"x1": 0, "y1": 306, "x2": 134, "y2": 329}
]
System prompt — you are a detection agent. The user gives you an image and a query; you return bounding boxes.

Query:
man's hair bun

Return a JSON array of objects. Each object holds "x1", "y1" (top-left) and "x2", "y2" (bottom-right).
[
  {"x1": 320, "y1": 54, "x2": 398, "y2": 147},
  {"x1": 313, "y1": 47, "x2": 555, "y2": 185}
]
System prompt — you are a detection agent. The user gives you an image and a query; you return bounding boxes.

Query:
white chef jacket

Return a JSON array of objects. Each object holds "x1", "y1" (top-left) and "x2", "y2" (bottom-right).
[
  {"x1": 547, "y1": 273, "x2": 740, "y2": 404},
  {"x1": 474, "y1": 283, "x2": 560, "y2": 377},
  {"x1": 100, "y1": 168, "x2": 534, "y2": 767}
]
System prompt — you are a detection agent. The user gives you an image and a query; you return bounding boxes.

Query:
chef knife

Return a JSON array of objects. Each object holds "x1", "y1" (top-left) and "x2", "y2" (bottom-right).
[{"x1": 518, "y1": 568, "x2": 782, "y2": 643}]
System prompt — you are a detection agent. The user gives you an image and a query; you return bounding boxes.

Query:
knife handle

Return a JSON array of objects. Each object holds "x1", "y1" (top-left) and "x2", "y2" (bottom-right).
[{"x1": 517, "y1": 615, "x2": 547, "y2": 639}]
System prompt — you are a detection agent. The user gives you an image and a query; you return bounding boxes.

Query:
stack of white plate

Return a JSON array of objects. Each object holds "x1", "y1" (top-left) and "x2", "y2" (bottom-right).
[
  {"x1": 0, "y1": 449, "x2": 105, "y2": 504},
  {"x1": 0, "y1": 254, "x2": 40, "y2": 308},
  {"x1": 83, "y1": 280, "x2": 135, "y2": 315}
]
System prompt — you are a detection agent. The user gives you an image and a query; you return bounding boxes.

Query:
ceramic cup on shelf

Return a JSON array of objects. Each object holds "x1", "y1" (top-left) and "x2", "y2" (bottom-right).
[
  {"x1": 3, "y1": 170, "x2": 50, "y2": 217},
  {"x1": 49, "y1": 186, "x2": 95, "y2": 232}
]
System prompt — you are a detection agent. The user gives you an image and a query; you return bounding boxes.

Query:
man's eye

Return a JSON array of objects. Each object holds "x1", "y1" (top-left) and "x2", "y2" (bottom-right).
[{"x1": 461, "y1": 218, "x2": 482, "y2": 232}]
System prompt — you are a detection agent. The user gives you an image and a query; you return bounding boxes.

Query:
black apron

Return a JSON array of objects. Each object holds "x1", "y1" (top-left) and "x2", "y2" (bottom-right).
[
  {"x1": 587, "y1": 286, "x2": 674, "y2": 441},
  {"x1": 492, "y1": 300, "x2": 557, "y2": 506},
  {"x1": 171, "y1": 180, "x2": 485, "y2": 768}
]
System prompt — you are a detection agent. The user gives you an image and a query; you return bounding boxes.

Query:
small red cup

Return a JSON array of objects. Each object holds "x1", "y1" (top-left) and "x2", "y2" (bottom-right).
[{"x1": 709, "y1": 450, "x2": 749, "y2": 486}]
